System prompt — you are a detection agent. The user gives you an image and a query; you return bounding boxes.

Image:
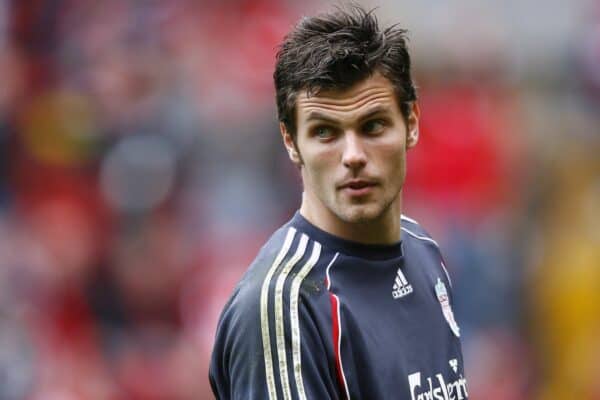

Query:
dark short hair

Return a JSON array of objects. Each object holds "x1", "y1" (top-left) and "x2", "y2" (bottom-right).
[{"x1": 274, "y1": 6, "x2": 417, "y2": 137}]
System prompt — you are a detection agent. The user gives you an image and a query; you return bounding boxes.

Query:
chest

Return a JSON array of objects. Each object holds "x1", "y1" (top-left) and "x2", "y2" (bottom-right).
[{"x1": 325, "y1": 254, "x2": 467, "y2": 399}]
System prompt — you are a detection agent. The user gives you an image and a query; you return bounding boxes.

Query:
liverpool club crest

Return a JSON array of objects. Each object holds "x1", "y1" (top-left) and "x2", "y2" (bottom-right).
[{"x1": 435, "y1": 278, "x2": 460, "y2": 337}]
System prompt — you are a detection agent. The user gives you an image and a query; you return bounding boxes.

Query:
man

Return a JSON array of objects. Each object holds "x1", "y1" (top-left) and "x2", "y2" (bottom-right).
[{"x1": 210, "y1": 6, "x2": 468, "y2": 400}]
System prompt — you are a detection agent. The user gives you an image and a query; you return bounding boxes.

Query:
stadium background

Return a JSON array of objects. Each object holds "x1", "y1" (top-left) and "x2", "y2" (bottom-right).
[{"x1": 0, "y1": 0, "x2": 599, "y2": 398}]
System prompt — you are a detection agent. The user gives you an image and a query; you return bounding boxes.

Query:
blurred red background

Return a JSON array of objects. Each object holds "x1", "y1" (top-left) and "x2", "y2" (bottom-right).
[{"x1": 0, "y1": 0, "x2": 599, "y2": 399}]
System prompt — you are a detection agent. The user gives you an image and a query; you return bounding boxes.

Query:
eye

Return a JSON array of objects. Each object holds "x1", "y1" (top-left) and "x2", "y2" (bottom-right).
[
  {"x1": 362, "y1": 119, "x2": 386, "y2": 135},
  {"x1": 313, "y1": 125, "x2": 335, "y2": 140}
]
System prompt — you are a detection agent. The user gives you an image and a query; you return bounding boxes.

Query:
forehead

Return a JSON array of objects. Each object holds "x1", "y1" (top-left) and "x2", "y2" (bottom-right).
[{"x1": 296, "y1": 73, "x2": 398, "y2": 121}]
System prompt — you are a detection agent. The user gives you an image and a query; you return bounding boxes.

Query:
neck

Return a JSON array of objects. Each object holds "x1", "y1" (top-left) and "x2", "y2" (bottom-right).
[{"x1": 299, "y1": 192, "x2": 402, "y2": 245}]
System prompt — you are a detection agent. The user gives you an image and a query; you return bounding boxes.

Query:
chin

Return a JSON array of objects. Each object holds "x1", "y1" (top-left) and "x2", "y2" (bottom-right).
[{"x1": 336, "y1": 204, "x2": 385, "y2": 224}]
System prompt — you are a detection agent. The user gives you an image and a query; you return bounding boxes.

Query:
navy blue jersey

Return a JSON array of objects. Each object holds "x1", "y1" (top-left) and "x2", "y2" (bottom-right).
[{"x1": 209, "y1": 212, "x2": 468, "y2": 400}]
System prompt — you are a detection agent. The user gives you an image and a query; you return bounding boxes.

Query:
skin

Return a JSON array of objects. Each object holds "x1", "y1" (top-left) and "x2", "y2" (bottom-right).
[{"x1": 281, "y1": 73, "x2": 420, "y2": 245}]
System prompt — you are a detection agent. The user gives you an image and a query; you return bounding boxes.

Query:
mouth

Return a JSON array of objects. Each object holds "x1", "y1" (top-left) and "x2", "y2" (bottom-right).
[{"x1": 339, "y1": 179, "x2": 377, "y2": 196}]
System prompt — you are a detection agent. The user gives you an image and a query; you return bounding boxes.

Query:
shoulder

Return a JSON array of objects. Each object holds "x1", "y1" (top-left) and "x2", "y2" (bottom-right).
[
  {"x1": 400, "y1": 214, "x2": 440, "y2": 249},
  {"x1": 210, "y1": 225, "x2": 295, "y2": 380},
  {"x1": 235, "y1": 224, "x2": 328, "y2": 307},
  {"x1": 210, "y1": 223, "x2": 332, "y2": 391},
  {"x1": 401, "y1": 214, "x2": 453, "y2": 287},
  {"x1": 218, "y1": 224, "x2": 294, "y2": 323},
  {"x1": 215, "y1": 223, "x2": 329, "y2": 339}
]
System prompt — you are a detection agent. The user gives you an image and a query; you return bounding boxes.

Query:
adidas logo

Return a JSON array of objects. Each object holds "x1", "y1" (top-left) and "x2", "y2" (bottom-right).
[{"x1": 392, "y1": 268, "x2": 413, "y2": 299}]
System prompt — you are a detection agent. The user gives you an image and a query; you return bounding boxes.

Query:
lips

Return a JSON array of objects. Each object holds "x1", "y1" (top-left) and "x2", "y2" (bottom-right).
[
  {"x1": 339, "y1": 179, "x2": 376, "y2": 190},
  {"x1": 339, "y1": 179, "x2": 377, "y2": 196}
]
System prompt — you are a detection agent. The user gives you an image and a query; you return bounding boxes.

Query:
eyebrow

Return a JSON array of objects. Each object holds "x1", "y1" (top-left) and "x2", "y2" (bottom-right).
[
  {"x1": 357, "y1": 106, "x2": 389, "y2": 122},
  {"x1": 305, "y1": 106, "x2": 390, "y2": 124},
  {"x1": 305, "y1": 111, "x2": 339, "y2": 124}
]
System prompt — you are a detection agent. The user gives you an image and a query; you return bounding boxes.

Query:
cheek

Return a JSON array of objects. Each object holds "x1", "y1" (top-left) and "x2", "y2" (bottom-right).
[
  {"x1": 301, "y1": 146, "x2": 339, "y2": 188},
  {"x1": 301, "y1": 142, "x2": 338, "y2": 173},
  {"x1": 375, "y1": 140, "x2": 407, "y2": 179}
]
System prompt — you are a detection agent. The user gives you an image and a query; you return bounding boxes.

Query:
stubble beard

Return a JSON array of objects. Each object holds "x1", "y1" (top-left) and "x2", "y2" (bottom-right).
[{"x1": 332, "y1": 186, "x2": 401, "y2": 225}]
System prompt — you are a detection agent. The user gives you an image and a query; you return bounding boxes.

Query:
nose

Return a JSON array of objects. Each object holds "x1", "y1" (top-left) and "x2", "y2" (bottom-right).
[{"x1": 341, "y1": 132, "x2": 367, "y2": 171}]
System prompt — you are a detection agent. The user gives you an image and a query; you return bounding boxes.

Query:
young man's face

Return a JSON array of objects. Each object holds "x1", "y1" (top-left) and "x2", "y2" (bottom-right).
[{"x1": 282, "y1": 73, "x2": 419, "y2": 227}]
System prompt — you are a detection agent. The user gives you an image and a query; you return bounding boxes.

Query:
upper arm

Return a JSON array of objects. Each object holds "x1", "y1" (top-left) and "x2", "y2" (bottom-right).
[{"x1": 209, "y1": 284, "x2": 339, "y2": 400}]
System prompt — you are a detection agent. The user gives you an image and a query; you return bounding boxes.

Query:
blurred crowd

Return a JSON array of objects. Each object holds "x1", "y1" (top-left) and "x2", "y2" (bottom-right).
[{"x1": 0, "y1": 0, "x2": 598, "y2": 399}]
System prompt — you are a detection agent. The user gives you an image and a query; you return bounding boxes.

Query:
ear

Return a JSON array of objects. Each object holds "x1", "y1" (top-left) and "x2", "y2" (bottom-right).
[
  {"x1": 406, "y1": 102, "x2": 420, "y2": 149},
  {"x1": 280, "y1": 122, "x2": 302, "y2": 165}
]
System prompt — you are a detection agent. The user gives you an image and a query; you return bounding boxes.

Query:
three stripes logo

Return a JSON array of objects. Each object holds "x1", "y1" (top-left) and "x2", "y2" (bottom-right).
[{"x1": 392, "y1": 268, "x2": 413, "y2": 299}]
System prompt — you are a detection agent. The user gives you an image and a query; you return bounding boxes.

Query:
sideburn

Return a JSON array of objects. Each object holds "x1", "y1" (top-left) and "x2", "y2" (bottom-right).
[{"x1": 291, "y1": 137, "x2": 304, "y2": 167}]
